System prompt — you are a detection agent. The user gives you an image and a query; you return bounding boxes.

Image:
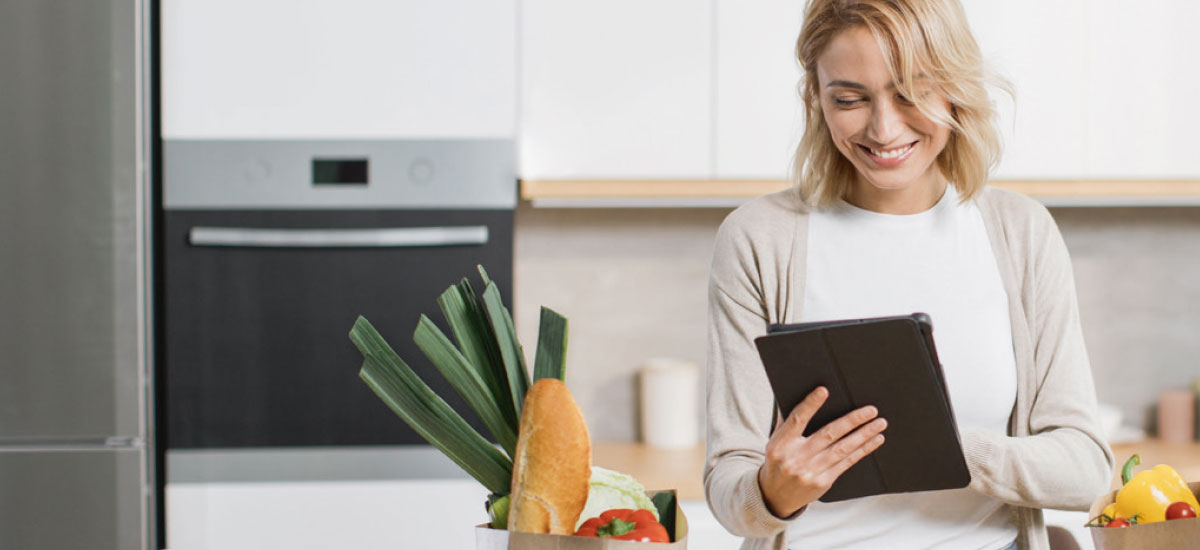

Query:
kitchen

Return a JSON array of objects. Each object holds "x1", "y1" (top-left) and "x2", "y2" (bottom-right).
[{"x1": 3, "y1": 1, "x2": 1200, "y2": 549}]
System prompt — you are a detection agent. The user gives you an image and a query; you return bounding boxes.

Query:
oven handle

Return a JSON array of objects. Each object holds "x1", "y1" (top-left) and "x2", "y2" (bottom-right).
[{"x1": 188, "y1": 225, "x2": 489, "y2": 248}]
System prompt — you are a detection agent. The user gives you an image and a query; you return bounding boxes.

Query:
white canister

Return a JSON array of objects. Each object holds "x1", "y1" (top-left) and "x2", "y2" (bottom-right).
[{"x1": 639, "y1": 358, "x2": 700, "y2": 449}]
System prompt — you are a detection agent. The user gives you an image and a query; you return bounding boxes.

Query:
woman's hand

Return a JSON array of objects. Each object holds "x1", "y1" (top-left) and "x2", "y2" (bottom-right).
[{"x1": 757, "y1": 386, "x2": 888, "y2": 518}]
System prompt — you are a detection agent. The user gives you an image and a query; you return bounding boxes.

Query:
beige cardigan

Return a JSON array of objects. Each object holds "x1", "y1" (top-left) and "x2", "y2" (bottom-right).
[{"x1": 704, "y1": 186, "x2": 1114, "y2": 550}]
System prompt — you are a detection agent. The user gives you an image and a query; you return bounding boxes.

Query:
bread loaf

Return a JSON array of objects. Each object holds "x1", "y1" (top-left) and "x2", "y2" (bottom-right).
[{"x1": 507, "y1": 378, "x2": 592, "y2": 534}]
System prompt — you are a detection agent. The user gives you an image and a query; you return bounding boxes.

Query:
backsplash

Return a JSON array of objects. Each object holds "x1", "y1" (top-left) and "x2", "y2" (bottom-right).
[{"x1": 512, "y1": 200, "x2": 1200, "y2": 442}]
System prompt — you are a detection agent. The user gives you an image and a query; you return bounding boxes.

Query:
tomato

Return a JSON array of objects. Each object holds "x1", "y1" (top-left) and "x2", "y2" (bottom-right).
[
  {"x1": 1105, "y1": 517, "x2": 1132, "y2": 528},
  {"x1": 1165, "y1": 501, "x2": 1197, "y2": 520}
]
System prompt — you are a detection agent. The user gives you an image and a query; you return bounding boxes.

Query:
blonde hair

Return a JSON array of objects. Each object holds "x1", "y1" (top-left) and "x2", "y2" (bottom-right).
[{"x1": 793, "y1": 0, "x2": 1007, "y2": 207}]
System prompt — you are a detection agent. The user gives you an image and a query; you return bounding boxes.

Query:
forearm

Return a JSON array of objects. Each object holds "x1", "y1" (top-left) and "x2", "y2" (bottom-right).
[{"x1": 962, "y1": 426, "x2": 1112, "y2": 510}]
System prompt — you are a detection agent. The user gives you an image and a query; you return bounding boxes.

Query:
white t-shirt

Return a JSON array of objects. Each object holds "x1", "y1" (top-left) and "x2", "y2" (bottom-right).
[{"x1": 786, "y1": 185, "x2": 1018, "y2": 550}]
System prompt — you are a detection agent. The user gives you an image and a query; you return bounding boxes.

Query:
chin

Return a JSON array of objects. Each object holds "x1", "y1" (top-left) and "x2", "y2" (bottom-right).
[{"x1": 857, "y1": 171, "x2": 924, "y2": 192}]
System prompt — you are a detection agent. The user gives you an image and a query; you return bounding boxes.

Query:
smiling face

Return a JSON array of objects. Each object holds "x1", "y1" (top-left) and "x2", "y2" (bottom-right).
[{"x1": 816, "y1": 26, "x2": 953, "y2": 210}]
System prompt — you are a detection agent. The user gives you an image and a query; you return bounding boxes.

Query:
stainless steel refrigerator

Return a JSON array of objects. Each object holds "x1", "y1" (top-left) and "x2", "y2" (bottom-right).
[{"x1": 0, "y1": 0, "x2": 155, "y2": 549}]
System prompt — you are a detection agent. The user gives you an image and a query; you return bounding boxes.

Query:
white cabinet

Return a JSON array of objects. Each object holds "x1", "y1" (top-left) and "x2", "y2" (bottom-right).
[
  {"x1": 519, "y1": 1, "x2": 1198, "y2": 183},
  {"x1": 1083, "y1": 0, "x2": 1200, "y2": 178},
  {"x1": 162, "y1": 0, "x2": 516, "y2": 139},
  {"x1": 713, "y1": 0, "x2": 807, "y2": 179},
  {"x1": 962, "y1": 0, "x2": 1089, "y2": 180},
  {"x1": 167, "y1": 479, "x2": 491, "y2": 549},
  {"x1": 520, "y1": 0, "x2": 712, "y2": 179}
]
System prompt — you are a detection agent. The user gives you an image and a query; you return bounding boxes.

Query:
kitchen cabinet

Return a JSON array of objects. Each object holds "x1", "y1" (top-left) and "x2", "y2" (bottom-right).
[
  {"x1": 167, "y1": 479, "x2": 490, "y2": 549},
  {"x1": 713, "y1": 0, "x2": 807, "y2": 179},
  {"x1": 961, "y1": 0, "x2": 1089, "y2": 179},
  {"x1": 519, "y1": 0, "x2": 712, "y2": 179},
  {"x1": 162, "y1": 0, "x2": 516, "y2": 139},
  {"x1": 1083, "y1": 0, "x2": 1200, "y2": 179}
]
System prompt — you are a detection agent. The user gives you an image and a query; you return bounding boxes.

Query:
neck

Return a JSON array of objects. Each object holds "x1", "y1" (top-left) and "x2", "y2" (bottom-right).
[{"x1": 845, "y1": 175, "x2": 948, "y2": 215}]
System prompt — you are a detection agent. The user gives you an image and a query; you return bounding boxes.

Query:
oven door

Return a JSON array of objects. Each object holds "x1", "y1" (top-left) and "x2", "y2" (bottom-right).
[{"x1": 163, "y1": 209, "x2": 513, "y2": 448}]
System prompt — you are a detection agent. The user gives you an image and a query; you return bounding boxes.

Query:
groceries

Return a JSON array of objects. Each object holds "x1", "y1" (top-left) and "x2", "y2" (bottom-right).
[
  {"x1": 1090, "y1": 454, "x2": 1200, "y2": 525},
  {"x1": 348, "y1": 266, "x2": 685, "y2": 546},
  {"x1": 1087, "y1": 453, "x2": 1200, "y2": 549},
  {"x1": 575, "y1": 509, "x2": 670, "y2": 542},
  {"x1": 508, "y1": 378, "x2": 592, "y2": 535}
]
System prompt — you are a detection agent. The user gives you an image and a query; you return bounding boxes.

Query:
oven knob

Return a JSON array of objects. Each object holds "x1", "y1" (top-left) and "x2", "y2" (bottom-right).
[
  {"x1": 238, "y1": 158, "x2": 272, "y2": 186},
  {"x1": 409, "y1": 157, "x2": 435, "y2": 185}
]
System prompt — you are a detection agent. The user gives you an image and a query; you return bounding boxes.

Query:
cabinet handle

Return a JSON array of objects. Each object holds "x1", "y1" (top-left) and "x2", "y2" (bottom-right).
[{"x1": 189, "y1": 226, "x2": 489, "y2": 248}]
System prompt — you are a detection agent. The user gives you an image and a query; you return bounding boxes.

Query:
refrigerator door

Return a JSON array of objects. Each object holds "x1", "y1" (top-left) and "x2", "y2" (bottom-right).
[
  {"x1": 0, "y1": 0, "x2": 145, "y2": 441},
  {"x1": 0, "y1": 450, "x2": 146, "y2": 550}
]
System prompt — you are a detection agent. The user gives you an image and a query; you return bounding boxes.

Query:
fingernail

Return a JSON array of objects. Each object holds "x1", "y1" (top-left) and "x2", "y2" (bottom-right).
[{"x1": 865, "y1": 406, "x2": 878, "y2": 416}]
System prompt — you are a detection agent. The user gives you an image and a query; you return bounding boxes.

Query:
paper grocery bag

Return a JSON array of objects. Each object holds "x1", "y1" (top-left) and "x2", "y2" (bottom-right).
[
  {"x1": 1087, "y1": 481, "x2": 1200, "y2": 549},
  {"x1": 475, "y1": 490, "x2": 688, "y2": 550}
]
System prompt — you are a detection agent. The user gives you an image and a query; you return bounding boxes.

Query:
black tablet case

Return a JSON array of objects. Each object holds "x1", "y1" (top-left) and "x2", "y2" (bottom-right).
[{"x1": 754, "y1": 313, "x2": 971, "y2": 503}]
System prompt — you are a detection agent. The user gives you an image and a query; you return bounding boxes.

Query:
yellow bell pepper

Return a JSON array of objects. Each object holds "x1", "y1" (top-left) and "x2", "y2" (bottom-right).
[{"x1": 1102, "y1": 454, "x2": 1200, "y2": 524}]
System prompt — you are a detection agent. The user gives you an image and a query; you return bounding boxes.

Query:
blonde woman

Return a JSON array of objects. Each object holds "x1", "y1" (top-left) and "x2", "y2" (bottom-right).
[{"x1": 704, "y1": 1, "x2": 1114, "y2": 549}]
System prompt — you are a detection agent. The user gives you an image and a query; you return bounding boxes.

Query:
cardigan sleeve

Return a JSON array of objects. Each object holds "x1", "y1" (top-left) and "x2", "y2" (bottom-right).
[
  {"x1": 961, "y1": 204, "x2": 1114, "y2": 510},
  {"x1": 702, "y1": 215, "x2": 798, "y2": 539}
]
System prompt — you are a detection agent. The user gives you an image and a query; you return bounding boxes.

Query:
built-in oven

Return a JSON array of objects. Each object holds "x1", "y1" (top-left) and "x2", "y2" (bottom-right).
[{"x1": 161, "y1": 139, "x2": 514, "y2": 448}]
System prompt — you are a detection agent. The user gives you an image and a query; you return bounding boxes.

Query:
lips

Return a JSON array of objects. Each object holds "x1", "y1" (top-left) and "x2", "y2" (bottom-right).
[{"x1": 857, "y1": 141, "x2": 917, "y2": 166}]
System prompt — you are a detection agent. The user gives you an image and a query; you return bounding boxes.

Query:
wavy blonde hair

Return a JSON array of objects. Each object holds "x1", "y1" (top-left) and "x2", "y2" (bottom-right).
[{"x1": 793, "y1": 0, "x2": 1007, "y2": 207}]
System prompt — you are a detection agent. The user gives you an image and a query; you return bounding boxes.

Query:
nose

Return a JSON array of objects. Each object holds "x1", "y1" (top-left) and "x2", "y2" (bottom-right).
[{"x1": 866, "y1": 98, "x2": 904, "y2": 145}]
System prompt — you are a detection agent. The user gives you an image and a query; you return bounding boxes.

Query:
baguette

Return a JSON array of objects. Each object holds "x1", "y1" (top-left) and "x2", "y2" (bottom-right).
[{"x1": 507, "y1": 378, "x2": 592, "y2": 534}]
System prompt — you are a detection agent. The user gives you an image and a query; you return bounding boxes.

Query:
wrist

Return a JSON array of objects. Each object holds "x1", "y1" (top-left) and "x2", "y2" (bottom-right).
[{"x1": 758, "y1": 465, "x2": 803, "y2": 519}]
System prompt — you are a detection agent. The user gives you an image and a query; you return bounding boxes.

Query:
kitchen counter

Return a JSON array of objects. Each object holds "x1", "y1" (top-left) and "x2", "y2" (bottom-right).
[
  {"x1": 593, "y1": 442, "x2": 707, "y2": 500},
  {"x1": 594, "y1": 439, "x2": 1200, "y2": 500},
  {"x1": 1109, "y1": 439, "x2": 1200, "y2": 489}
]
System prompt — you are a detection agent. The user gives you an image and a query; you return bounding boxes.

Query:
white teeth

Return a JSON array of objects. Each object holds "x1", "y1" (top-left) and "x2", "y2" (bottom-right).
[{"x1": 868, "y1": 143, "x2": 913, "y2": 159}]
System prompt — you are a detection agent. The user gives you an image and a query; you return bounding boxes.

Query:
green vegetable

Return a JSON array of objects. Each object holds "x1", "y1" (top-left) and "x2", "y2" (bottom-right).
[
  {"x1": 348, "y1": 265, "x2": 570, "y2": 515},
  {"x1": 575, "y1": 467, "x2": 660, "y2": 530},
  {"x1": 487, "y1": 493, "x2": 510, "y2": 529}
]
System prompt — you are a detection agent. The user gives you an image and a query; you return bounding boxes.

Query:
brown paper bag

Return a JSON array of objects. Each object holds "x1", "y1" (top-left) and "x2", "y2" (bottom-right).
[
  {"x1": 475, "y1": 490, "x2": 688, "y2": 550},
  {"x1": 1087, "y1": 481, "x2": 1200, "y2": 549}
]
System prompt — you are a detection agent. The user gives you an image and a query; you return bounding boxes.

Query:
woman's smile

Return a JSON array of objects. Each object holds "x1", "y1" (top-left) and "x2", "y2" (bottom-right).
[{"x1": 857, "y1": 140, "x2": 918, "y2": 167}]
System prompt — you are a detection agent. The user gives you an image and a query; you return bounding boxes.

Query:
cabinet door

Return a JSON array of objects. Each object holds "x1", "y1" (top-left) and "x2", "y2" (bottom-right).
[
  {"x1": 520, "y1": 0, "x2": 712, "y2": 179},
  {"x1": 962, "y1": 0, "x2": 1088, "y2": 179},
  {"x1": 162, "y1": 0, "x2": 516, "y2": 139},
  {"x1": 1084, "y1": 0, "x2": 1200, "y2": 178},
  {"x1": 714, "y1": 0, "x2": 807, "y2": 179}
]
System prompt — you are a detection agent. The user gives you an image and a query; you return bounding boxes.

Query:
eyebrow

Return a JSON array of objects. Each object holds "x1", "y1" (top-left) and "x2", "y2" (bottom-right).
[
  {"x1": 827, "y1": 80, "x2": 870, "y2": 90},
  {"x1": 826, "y1": 75, "x2": 929, "y2": 91}
]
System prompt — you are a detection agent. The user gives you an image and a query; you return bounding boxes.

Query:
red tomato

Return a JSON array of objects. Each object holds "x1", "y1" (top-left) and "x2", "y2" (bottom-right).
[
  {"x1": 1105, "y1": 517, "x2": 1132, "y2": 528},
  {"x1": 1165, "y1": 501, "x2": 1197, "y2": 520}
]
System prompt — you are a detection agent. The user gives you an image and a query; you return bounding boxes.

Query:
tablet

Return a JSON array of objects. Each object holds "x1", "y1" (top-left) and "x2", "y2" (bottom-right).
[{"x1": 754, "y1": 313, "x2": 971, "y2": 502}]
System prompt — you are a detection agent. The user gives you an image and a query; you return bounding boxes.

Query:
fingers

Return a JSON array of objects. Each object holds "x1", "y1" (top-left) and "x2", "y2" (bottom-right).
[
  {"x1": 823, "y1": 430, "x2": 887, "y2": 484},
  {"x1": 812, "y1": 416, "x2": 887, "y2": 471},
  {"x1": 809, "y1": 404, "x2": 878, "y2": 448},
  {"x1": 779, "y1": 386, "x2": 829, "y2": 437}
]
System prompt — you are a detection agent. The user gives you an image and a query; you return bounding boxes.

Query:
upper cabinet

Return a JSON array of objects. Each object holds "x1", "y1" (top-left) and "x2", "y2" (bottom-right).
[
  {"x1": 162, "y1": 0, "x2": 516, "y2": 139},
  {"x1": 713, "y1": 0, "x2": 806, "y2": 179},
  {"x1": 520, "y1": 0, "x2": 1196, "y2": 183},
  {"x1": 520, "y1": 0, "x2": 712, "y2": 179},
  {"x1": 1083, "y1": 0, "x2": 1200, "y2": 179},
  {"x1": 961, "y1": 0, "x2": 1089, "y2": 180}
]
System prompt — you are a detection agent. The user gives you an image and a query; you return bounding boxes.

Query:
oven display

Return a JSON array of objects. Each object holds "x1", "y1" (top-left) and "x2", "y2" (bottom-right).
[{"x1": 312, "y1": 158, "x2": 368, "y2": 185}]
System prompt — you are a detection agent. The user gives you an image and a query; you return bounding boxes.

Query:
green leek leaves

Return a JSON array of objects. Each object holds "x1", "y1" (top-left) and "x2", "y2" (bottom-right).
[{"x1": 348, "y1": 265, "x2": 569, "y2": 498}]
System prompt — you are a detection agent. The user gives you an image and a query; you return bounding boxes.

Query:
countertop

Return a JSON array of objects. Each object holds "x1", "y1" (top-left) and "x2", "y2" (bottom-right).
[{"x1": 594, "y1": 439, "x2": 1200, "y2": 500}]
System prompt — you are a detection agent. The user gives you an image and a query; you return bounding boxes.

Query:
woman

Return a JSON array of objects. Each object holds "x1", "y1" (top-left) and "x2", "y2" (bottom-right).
[{"x1": 704, "y1": 1, "x2": 1114, "y2": 549}]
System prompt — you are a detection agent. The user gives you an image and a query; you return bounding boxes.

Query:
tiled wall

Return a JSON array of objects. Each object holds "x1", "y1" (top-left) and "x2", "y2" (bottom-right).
[{"x1": 513, "y1": 201, "x2": 1200, "y2": 442}]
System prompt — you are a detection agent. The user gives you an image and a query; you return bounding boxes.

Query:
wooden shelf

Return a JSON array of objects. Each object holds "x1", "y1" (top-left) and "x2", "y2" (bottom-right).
[
  {"x1": 592, "y1": 439, "x2": 1200, "y2": 501},
  {"x1": 521, "y1": 179, "x2": 1200, "y2": 208}
]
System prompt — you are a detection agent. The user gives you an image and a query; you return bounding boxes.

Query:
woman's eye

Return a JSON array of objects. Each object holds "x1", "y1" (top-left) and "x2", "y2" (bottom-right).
[{"x1": 833, "y1": 97, "x2": 861, "y2": 107}]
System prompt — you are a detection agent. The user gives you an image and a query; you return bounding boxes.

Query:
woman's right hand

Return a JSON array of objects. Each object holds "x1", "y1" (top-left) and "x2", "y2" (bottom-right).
[{"x1": 757, "y1": 386, "x2": 888, "y2": 518}]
